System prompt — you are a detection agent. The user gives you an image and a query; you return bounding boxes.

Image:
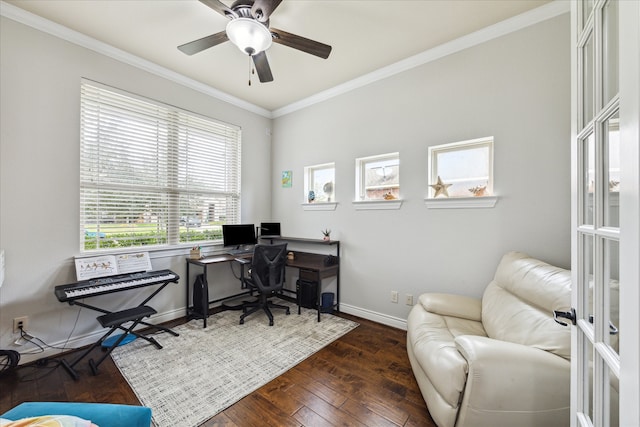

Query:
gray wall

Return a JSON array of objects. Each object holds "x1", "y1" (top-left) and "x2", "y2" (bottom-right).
[
  {"x1": 271, "y1": 14, "x2": 571, "y2": 325},
  {"x1": 0, "y1": 11, "x2": 571, "y2": 360},
  {"x1": 0, "y1": 17, "x2": 272, "y2": 360}
]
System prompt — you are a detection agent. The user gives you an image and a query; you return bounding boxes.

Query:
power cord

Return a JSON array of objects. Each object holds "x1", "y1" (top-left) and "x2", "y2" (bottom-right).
[
  {"x1": 8, "y1": 308, "x2": 83, "y2": 382},
  {"x1": 16, "y1": 325, "x2": 81, "y2": 354},
  {"x1": 0, "y1": 349, "x2": 20, "y2": 375},
  {"x1": 15, "y1": 325, "x2": 45, "y2": 354},
  {"x1": 10, "y1": 325, "x2": 65, "y2": 382}
]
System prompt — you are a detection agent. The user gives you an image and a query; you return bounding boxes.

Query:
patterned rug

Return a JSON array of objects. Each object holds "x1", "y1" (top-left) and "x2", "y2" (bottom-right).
[{"x1": 111, "y1": 301, "x2": 358, "y2": 427}]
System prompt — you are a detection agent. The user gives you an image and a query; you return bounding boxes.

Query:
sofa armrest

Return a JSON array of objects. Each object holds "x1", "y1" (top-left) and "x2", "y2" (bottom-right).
[
  {"x1": 418, "y1": 293, "x2": 482, "y2": 322},
  {"x1": 454, "y1": 335, "x2": 570, "y2": 424}
]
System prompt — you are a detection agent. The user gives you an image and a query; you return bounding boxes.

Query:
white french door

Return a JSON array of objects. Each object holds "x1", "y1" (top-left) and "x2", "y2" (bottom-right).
[{"x1": 571, "y1": 1, "x2": 640, "y2": 426}]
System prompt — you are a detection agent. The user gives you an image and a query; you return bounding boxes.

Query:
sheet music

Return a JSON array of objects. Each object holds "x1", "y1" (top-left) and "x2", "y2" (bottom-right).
[
  {"x1": 75, "y1": 252, "x2": 151, "y2": 281},
  {"x1": 115, "y1": 252, "x2": 152, "y2": 274}
]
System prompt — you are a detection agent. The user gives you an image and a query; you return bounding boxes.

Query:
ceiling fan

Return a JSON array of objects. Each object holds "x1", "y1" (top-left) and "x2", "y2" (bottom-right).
[{"x1": 178, "y1": 0, "x2": 332, "y2": 83}]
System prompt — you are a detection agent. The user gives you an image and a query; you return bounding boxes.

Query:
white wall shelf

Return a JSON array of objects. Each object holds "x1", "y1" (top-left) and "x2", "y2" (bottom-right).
[
  {"x1": 352, "y1": 200, "x2": 403, "y2": 210},
  {"x1": 301, "y1": 202, "x2": 338, "y2": 211},
  {"x1": 424, "y1": 196, "x2": 498, "y2": 209}
]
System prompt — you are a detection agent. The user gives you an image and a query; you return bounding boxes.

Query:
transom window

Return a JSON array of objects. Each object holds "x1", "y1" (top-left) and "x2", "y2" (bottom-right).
[
  {"x1": 304, "y1": 162, "x2": 335, "y2": 203},
  {"x1": 355, "y1": 153, "x2": 400, "y2": 201},
  {"x1": 428, "y1": 137, "x2": 493, "y2": 198},
  {"x1": 80, "y1": 81, "x2": 241, "y2": 252}
]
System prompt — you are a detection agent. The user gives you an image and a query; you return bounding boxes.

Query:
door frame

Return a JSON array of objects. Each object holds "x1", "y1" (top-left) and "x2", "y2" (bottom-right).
[{"x1": 570, "y1": 1, "x2": 640, "y2": 426}]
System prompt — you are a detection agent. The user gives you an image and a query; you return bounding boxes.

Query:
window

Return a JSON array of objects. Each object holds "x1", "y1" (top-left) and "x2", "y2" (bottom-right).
[
  {"x1": 428, "y1": 137, "x2": 493, "y2": 198},
  {"x1": 304, "y1": 163, "x2": 335, "y2": 203},
  {"x1": 355, "y1": 153, "x2": 400, "y2": 201},
  {"x1": 80, "y1": 81, "x2": 241, "y2": 252}
]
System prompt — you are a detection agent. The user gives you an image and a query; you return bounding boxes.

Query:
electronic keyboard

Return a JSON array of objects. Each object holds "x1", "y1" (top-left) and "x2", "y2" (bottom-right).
[{"x1": 55, "y1": 269, "x2": 179, "y2": 302}]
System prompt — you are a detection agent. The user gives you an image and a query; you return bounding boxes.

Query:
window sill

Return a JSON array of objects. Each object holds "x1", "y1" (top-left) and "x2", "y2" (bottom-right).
[
  {"x1": 78, "y1": 242, "x2": 223, "y2": 259},
  {"x1": 352, "y1": 200, "x2": 403, "y2": 210},
  {"x1": 424, "y1": 196, "x2": 498, "y2": 209},
  {"x1": 301, "y1": 202, "x2": 338, "y2": 211}
]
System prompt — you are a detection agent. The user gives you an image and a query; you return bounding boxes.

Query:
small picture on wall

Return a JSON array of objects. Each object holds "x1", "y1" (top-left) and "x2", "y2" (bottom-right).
[{"x1": 282, "y1": 170, "x2": 292, "y2": 188}]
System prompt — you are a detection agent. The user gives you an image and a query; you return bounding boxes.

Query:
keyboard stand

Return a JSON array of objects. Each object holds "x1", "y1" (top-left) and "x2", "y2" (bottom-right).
[
  {"x1": 62, "y1": 306, "x2": 161, "y2": 380},
  {"x1": 60, "y1": 278, "x2": 179, "y2": 380}
]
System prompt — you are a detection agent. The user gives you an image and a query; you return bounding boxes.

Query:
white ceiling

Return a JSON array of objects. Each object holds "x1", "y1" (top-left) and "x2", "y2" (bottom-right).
[{"x1": 4, "y1": 0, "x2": 552, "y2": 113}]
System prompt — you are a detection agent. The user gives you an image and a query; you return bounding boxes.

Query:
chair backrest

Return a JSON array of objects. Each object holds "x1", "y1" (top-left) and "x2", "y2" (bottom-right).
[
  {"x1": 481, "y1": 251, "x2": 572, "y2": 360},
  {"x1": 250, "y1": 243, "x2": 288, "y2": 292}
]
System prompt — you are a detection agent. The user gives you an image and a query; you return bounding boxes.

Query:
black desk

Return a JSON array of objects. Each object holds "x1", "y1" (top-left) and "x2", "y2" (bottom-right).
[{"x1": 185, "y1": 238, "x2": 340, "y2": 326}]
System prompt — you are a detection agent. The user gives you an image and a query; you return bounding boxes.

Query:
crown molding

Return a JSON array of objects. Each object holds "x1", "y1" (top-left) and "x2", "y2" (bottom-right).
[
  {"x1": 1, "y1": 0, "x2": 569, "y2": 120},
  {"x1": 0, "y1": 1, "x2": 273, "y2": 119},
  {"x1": 271, "y1": 0, "x2": 570, "y2": 118}
]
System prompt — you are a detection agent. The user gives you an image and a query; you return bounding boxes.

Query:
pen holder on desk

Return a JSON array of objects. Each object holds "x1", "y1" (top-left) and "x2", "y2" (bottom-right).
[{"x1": 190, "y1": 249, "x2": 201, "y2": 259}]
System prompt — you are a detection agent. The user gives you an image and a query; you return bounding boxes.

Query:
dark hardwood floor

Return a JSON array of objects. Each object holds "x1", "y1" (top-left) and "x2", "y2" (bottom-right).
[{"x1": 0, "y1": 312, "x2": 435, "y2": 427}]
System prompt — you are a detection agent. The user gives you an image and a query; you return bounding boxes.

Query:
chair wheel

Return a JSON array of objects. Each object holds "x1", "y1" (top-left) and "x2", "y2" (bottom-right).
[
  {"x1": 269, "y1": 321, "x2": 274, "y2": 326},
  {"x1": 286, "y1": 309, "x2": 290, "y2": 315},
  {"x1": 239, "y1": 319, "x2": 244, "y2": 325}
]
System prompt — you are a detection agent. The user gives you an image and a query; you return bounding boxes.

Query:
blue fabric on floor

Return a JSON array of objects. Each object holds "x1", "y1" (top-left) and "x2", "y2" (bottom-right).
[{"x1": 1, "y1": 402, "x2": 152, "y2": 427}]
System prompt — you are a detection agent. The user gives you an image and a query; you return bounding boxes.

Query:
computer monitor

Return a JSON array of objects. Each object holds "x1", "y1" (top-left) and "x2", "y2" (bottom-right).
[
  {"x1": 222, "y1": 224, "x2": 256, "y2": 249},
  {"x1": 259, "y1": 222, "x2": 281, "y2": 238}
]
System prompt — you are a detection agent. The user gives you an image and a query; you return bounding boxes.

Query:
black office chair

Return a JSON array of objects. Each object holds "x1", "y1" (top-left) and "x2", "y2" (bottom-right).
[{"x1": 237, "y1": 243, "x2": 290, "y2": 326}]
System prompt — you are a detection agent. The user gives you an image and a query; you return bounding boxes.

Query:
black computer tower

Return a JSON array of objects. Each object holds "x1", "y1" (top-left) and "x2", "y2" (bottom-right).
[
  {"x1": 192, "y1": 274, "x2": 209, "y2": 319},
  {"x1": 297, "y1": 279, "x2": 318, "y2": 309}
]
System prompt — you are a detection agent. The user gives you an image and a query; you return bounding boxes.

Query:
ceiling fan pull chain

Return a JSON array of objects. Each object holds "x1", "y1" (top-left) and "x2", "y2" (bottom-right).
[{"x1": 248, "y1": 55, "x2": 252, "y2": 86}]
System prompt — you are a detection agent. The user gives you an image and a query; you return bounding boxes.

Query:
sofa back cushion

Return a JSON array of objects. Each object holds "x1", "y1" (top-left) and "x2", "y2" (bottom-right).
[{"x1": 482, "y1": 252, "x2": 572, "y2": 360}]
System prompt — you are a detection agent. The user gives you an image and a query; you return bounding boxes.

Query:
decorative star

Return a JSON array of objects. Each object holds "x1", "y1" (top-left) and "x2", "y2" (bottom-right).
[{"x1": 430, "y1": 176, "x2": 452, "y2": 198}]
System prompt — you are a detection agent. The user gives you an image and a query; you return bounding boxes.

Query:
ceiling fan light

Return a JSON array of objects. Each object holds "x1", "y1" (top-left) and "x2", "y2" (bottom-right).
[{"x1": 226, "y1": 18, "x2": 272, "y2": 56}]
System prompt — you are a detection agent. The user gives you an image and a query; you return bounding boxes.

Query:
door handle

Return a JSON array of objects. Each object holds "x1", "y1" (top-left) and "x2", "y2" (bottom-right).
[
  {"x1": 588, "y1": 315, "x2": 619, "y2": 335},
  {"x1": 554, "y1": 308, "x2": 577, "y2": 326}
]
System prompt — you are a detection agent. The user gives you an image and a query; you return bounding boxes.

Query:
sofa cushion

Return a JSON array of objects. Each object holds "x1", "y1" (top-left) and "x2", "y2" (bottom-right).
[
  {"x1": 407, "y1": 298, "x2": 486, "y2": 408},
  {"x1": 481, "y1": 251, "x2": 571, "y2": 360}
]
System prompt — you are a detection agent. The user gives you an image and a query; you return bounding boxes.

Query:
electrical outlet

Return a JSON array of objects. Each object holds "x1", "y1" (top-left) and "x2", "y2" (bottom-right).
[
  {"x1": 391, "y1": 291, "x2": 398, "y2": 303},
  {"x1": 13, "y1": 316, "x2": 28, "y2": 334},
  {"x1": 406, "y1": 294, "x2": 414, "y2": 306}
]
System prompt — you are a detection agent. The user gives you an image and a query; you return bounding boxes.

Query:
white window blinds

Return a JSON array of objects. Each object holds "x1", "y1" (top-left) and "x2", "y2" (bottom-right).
[{"x1": 80, "y1": 81, "x2": 241, "y2": 251}]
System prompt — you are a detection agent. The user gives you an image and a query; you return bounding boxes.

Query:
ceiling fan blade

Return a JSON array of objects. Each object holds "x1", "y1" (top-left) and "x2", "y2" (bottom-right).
[
  {"x1": 270, "y1": 28, "x2": 332, "y2": 59},
  {"x1": 251, "y1": 0, "x2": 282, "y2": 22},
  {"x1": 178, "y1": 31, "x2": 229, "y2": 55},
  {"x1": 199, "y1": 0, "x2": 237, "y2": 19},
  {"x1": 252, "y1": 51, "x2": 274, "y2": 82}
]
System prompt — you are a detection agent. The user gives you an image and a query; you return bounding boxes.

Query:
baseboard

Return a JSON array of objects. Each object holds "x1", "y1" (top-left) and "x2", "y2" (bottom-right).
[
  {"x1": 16, "y1": 304, "x2": 404, "y2": 366},
  {"x1": 339, "y1": 303, "x2": 407, "y2": 331},
  {"x1": 16, "y1": 307, "x2": 186, "y2": 366}
]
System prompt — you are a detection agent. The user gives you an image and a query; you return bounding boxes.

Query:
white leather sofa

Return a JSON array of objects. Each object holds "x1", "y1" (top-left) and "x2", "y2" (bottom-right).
[{"x1": 407, "y1": 251, "x2": 572, "y2": 427}]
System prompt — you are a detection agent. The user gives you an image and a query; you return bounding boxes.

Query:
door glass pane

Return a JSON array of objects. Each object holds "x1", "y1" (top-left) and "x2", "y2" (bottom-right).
[
  {"x1": 582, "y1": 133, "x2": 596, "y2": 225},
  {"x1": 584, "y1": 339, "x2": 594, "y2": 424},
  {"x1": 583, "y1": 234, "x2": 595, "y2": 327},
  {"x1": 605, "y1": 238, "x2": 620, "y2": 353},
  {"x1": 582, "y1": 32, "x2": 595, "y2": 125},
  {"x1": 604, "y1": 112, "x2": 620, "y2": 227},
  {"x1": 608, "y1": 364, "x2": 620, "y2": 427},
  {"x1": 602, "y1": 0, "x2": 619, "y2": 104}
]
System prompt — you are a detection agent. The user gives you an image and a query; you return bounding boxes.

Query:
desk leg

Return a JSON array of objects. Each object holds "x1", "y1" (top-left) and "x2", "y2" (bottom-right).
[
  {"x1": 185, "y1": 260, "x2": 191, "y2": 319},
  {"x1": 317, "y1": 277, "x2": 321, "y2": 322},
  {"x1": 336, "y1": 265, "x2": 340, "y2": 313},
  {"x1": 297, "y1": 278, "x2": 302, "y2": 315},
  {"x1": 202, "y1": 268, "x2": 208, "y2": 328}
]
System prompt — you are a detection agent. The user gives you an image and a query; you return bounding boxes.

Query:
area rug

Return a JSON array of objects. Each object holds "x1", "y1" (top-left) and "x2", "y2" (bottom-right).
[{"x1": 110, "y1": 301, "x2": 358, "y2": 427}]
